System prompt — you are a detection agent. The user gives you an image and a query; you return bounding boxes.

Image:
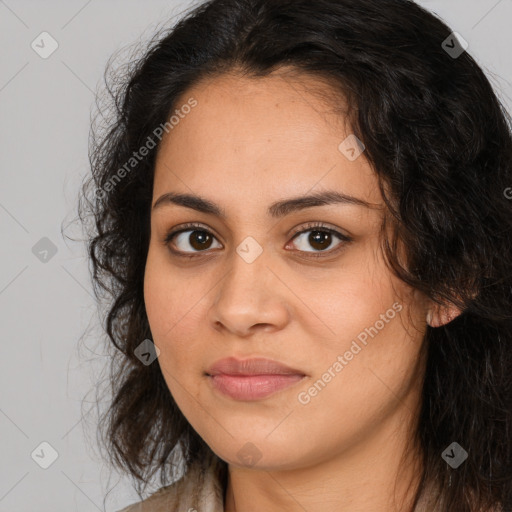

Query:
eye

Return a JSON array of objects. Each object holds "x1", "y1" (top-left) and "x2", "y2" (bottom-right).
[
  {"x1": 287, "y1": 222, "x2": 351, "y2": 257},
  {"x1": 163, "y1": 221, "x2": 352, "y2": 259},
  {"x1": 164, "y1": 223, "x2": 222, "y2": 257}
]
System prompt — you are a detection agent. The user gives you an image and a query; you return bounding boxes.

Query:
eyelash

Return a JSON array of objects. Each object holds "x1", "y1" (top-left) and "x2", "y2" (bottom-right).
[{"x1": 163, "y1": 221, "x2": 352, "y2": 260}]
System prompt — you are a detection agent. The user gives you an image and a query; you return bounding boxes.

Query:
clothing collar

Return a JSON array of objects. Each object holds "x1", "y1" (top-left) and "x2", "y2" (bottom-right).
[{"x1": 118, "y1": 451, "x2": 225, "y2": 512}]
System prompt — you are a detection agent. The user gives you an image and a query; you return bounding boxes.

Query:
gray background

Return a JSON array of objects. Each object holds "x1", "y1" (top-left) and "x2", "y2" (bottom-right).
[{"x1": 0, "y1": 1, "x2": 511, "y2": 511}]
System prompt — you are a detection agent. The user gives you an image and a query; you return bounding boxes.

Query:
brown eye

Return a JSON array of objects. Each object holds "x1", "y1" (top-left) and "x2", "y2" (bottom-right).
[
  {"x1": 166, "y1": 228, "x2": 221, "y2": 253},
  {"x1": 289, "y1": 226, "x2": 350, "y2": 255},
  {"x1": 164, "y1": 221, "x2": 352, "y2": 259}
]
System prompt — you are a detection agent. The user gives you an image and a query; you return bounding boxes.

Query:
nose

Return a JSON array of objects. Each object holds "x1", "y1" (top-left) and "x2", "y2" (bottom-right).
[{"x1": 208, "y1": 247, "x2": 291, "y2": 338}]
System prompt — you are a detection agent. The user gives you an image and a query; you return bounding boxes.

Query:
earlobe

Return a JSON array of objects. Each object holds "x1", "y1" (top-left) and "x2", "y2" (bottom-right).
[{"x1": 426, "y1": 303, "x2": 463, "y2": 328}]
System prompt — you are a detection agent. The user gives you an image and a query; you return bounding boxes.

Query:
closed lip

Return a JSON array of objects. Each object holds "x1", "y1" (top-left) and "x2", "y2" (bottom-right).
[{"x1": 206, "y1": 357, "x2": 306, "y2": 376}]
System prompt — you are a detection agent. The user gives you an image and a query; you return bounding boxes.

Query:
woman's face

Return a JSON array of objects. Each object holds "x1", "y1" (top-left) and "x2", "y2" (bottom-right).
[{"x1": 144, "y1": 70, "x2": 429, "y2": 470}]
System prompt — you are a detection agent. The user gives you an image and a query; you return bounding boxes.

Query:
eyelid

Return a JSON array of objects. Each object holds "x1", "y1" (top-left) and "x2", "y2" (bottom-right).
[
  {"x1": 289, "y1": 221, "x2": 351, "y2": 240},
  {"x1": 163, "y1": 222, "x2": 221, "y2": 244}
]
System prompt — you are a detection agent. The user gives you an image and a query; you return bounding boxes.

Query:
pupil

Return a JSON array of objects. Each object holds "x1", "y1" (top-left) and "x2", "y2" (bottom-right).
[
  {"x1": 191, "y1": 230, "x2": 212, "y2": 250},
  {"x1": 310, "y1": 231, "x2": 331, "y2": 250}
]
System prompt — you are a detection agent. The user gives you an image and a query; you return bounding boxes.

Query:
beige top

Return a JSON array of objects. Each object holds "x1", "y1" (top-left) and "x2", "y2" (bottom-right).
[
  {"x1": 117, "y1": 452, "x2": 225, "y2": 512},
  {"x1": 116, "y1": 454, "x2": 500, "y2": 512}
]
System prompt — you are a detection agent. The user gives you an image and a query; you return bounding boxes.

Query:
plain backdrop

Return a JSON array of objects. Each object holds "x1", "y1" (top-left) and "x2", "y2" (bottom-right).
[{"x1": 0, "y1": 1, "x2": 511, "y2": 511}]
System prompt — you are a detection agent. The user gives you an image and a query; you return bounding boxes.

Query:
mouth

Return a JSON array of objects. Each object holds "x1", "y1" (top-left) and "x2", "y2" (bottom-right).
[
  {"x1": 207, "y1": 373, "x2": 306, "y2": 400},
  {"x1": 205, "y1": 357, "x2": 307, "y2": 401}
]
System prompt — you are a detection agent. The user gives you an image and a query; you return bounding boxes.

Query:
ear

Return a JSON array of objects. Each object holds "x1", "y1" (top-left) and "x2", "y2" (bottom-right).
[{"x1": 426, "y1": 301, "x2": 463, "y2": 328}]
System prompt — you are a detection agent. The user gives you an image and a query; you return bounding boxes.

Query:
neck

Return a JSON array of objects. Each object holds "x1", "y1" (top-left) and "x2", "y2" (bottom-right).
[{"x1": 224, "y1": 401, "x2": 425, "y2": 512}]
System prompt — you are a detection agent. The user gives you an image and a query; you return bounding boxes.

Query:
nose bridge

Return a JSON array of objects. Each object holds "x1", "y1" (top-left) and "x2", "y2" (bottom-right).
[
  {"x1": 220, "y1": 235, "x2": 270, "y2": 304},
  {"x1": 209, "y1": 234, "x2": 289, "y2": 332}
]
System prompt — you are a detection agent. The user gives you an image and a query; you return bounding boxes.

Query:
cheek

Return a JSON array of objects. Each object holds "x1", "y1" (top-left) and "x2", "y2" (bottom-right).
[
  {"x1": 292, "y1": 312, "x2": 423, "y2": 458},
  {"x1": 143, "y1": 257, "x2": 204, "y2": 410},
  {"x1": 294, "y1": 265, "x2": 423, "y2": 415},
  {"x1": 299, "y1": 261, "x2": 401, "y2": 350},
  {"x1": 143, "y1": 246, "x2": 219, "y2": 394},
  {"x1": 144, "y1": 246, "x2": 202, "y2": 339},
  {"x1": 144, "y1": 253, "x2": 190, "y2": 378}
]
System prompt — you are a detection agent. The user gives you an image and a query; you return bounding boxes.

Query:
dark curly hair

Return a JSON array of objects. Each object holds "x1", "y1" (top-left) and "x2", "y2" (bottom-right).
[{"x1": 78, "y1": 0, "x2": 512, "y2": 510}]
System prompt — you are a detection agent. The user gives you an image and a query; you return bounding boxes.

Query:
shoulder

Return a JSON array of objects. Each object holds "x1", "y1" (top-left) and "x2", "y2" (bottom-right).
[
  {"x1": 116, "y1": 484, "x2": 179, "y2": 512},
  {"x1": 116, "y1": 453, "x2": 225, "y2": 512}
]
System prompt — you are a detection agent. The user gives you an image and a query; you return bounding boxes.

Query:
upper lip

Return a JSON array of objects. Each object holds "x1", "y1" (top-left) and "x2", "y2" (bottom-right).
[{"x1": 207, "y1": 357, "x2": 305, "y2": 376}]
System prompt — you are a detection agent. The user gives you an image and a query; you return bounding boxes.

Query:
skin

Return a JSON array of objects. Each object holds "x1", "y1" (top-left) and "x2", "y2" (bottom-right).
[{"x1": 143, "y1": 68, "x2": 461, "y2": 512}]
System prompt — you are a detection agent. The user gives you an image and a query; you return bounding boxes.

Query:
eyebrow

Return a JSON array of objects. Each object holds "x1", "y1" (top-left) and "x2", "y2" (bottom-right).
[{"x1": 152, "y1": 190, "x2": 378, "y2": 219}]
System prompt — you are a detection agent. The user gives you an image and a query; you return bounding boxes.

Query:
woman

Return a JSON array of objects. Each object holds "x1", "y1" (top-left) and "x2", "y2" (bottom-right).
[{"x1": 80, "y1": 0, "x2": 512, "y2": 510}]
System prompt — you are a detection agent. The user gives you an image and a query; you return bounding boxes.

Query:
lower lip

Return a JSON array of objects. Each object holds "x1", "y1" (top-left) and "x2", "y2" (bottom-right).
[{"x1": 208, "y1": 374, "x2": 305, "y2": 400}]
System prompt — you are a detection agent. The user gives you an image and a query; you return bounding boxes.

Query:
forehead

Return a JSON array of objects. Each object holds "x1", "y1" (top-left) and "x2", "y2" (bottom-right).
[{"x1": 153, "y1": 70, "x2": 382, "y2": 213}]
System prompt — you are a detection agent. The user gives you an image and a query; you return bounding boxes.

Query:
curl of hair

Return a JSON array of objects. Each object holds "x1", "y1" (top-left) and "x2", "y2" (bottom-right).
[{"x1": 79, "y1": 0, "x2": 512, "y2": 509}]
